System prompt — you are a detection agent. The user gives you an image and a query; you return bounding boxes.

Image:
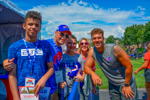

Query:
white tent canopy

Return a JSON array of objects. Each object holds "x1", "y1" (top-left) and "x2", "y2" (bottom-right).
[
  {"x1": 0, "y1": 0, "x2": 25, "y2": 24},
  {"x1": 0, "y1": 0, "x2": 25, "y2": 73}
]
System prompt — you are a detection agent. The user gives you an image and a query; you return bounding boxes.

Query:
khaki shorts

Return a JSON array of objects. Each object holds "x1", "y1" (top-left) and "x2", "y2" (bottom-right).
[{"x1": 50, "y1": 90, "x2": 59, "y2": 100}]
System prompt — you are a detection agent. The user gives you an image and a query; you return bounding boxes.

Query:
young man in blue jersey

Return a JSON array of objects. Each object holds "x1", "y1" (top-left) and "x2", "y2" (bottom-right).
[
  {"x1": 4, "y1": 11, "x2": 54, "y2": 100},
  {"x1": 3, "y1": 24, "x2": 72, "y2": 100}
]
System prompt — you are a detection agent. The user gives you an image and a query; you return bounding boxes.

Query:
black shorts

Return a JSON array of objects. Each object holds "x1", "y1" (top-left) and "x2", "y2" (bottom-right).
[{"x1": 144, "y1": 69, "x2": 150, "y2": 82}]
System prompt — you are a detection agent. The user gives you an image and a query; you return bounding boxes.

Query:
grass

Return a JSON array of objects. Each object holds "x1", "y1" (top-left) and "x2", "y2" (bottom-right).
[{"x1": 95, "y1": 58, "x2": 145, "y2": 89}]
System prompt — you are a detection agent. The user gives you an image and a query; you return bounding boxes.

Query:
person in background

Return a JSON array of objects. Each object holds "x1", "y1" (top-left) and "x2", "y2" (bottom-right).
[
  {"x1": 132, "y1": 45, "x2": 137, "y2": 60},
  {"x1": 58, "y1": 35, "x2": 85, "y2": 100},
  {"x1": 134, "y1": 41, "x2": 150, "y2": 100},
  {"x1": 77, "y1": 38, "x2": 97, "y2": 94}
]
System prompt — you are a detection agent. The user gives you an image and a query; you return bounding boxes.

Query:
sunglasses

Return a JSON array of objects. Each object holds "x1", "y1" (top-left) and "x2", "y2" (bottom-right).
[
  {"x1": 60, "y1": 33, "x2": 69, "y2": 38},
  {"x1": 80, "y1": 42, "x2": 88, "y2": 45}
]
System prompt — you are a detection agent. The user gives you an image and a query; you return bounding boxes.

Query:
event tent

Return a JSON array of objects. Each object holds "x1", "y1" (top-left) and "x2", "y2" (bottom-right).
[
  {"x1": 0, "y1": 0, "x2": 26, "y2": 74},
  {"x1": 0, "y1": 0, "x2": 41, "y2": 74}
]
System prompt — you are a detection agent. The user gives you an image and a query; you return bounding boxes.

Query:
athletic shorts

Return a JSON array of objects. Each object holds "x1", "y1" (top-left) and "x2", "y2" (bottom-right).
[
  {"x1": 109, "y1": 79, "x2": 138, "y2": 100},
  {"x1": 145, "y1": 69, "x2": 150, "y2": 82}
]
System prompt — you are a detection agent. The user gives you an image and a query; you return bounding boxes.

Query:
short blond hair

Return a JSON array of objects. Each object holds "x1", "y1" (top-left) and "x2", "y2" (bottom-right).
[
  {"x1": 91, "y1": 28, "x2": 104, "y2": 37},
  {"x1": 77, "y1": 38, "x2": 91, "y2": 53}
]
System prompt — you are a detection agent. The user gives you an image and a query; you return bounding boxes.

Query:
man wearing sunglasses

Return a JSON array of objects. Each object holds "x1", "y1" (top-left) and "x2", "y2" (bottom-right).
[
  {"x1": 45, "y1": 25, "x2": 71, "y2": 100},
  {"x1": 3, "y1": 24, "x2": 72, "y2": 100}
]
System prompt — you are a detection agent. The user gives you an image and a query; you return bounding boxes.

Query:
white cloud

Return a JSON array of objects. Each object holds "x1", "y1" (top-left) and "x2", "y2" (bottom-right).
[
  {"x1": 92, "y1": 3, "x2": 99, "y2": 9},
  {"x1": 68, "y1": 0, "x2": 72, "y2": 4},
  {"x1": 27, "y1": 0, "x2": 149, "y2": 41},
  {"x1": 137, "y1": 6, "x2": 146, "y2": 10},
  {"x1": 141, "y1": 16, "x2": 150, "y2": 20},
  {"x1": 78, "y1": 0, "x2": 88, "y2": 6},
  {"x1": 41, "y1": 35, "x2": 49, "y2": 40}
]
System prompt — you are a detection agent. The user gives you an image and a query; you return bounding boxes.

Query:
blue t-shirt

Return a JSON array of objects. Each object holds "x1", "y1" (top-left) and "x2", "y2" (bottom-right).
[
  {"x1": 8, "y1": 39, "x2": 53, "y2": 88},
  {"x1": 46, "y1": 39, "x2": 62, "y2": 94}
]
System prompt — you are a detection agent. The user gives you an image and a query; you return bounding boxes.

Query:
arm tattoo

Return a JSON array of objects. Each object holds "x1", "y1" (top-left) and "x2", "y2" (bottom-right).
[{"x1": 114, "y1": 46, "x2": 122, "y2": 54}]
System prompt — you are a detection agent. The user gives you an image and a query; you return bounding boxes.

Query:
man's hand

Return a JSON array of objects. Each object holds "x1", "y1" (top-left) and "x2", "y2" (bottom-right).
[
  {"x1": 34, "y1": 78, "x2": 46, "y2": 95},
  {"x1": 3, "y1": 58, "x2": 15, "y2": 71},
  {"x1": 74, "y1": 71, "x2": 84, "y2": 82},
  {"x1": 59, "y1": 81, "x2": 67, "y2": 89},
  {"x1": 134, "y1": 70, "x2": 139, "y2": 74},
  {"x1": 91, "y1": 72, "x2": 103, "y2": 86},
  {"x1": 122, "y1": 86, "x2": 135, "y2": 99}
]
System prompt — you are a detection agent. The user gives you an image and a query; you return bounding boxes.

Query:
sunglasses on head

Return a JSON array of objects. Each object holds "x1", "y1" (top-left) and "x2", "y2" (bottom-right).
[
  {"x1": 80, "y1": 42, "x2": 88, "y2": 45},
  {"x1": 60, "y1": 33, "x2": 69, "y2": 38}
]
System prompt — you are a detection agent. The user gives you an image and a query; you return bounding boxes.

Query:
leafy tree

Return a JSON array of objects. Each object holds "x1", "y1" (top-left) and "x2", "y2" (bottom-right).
[
  {"x1": 106, "y1": 35, "x2": 115, "y2": 43},
  {"x1": 144, "y1": 21, "x2": 150, "y2": 42},
  {"x1": 116, "y1": 37, "x2": 124, "y2": 48},
  {"x1": 124, "y1": 24, "x2": 144, "y2": 48}
]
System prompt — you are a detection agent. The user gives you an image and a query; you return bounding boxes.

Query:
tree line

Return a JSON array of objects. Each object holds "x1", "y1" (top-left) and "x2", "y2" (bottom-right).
[{"x1": 106, "y1": 21, "x2": 150, "y2": 48}]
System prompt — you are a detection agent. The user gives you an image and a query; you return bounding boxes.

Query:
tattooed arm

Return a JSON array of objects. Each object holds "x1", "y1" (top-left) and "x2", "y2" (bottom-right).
[{"x1": 113, "y1": 45, "x2": 134, "y2": 99}]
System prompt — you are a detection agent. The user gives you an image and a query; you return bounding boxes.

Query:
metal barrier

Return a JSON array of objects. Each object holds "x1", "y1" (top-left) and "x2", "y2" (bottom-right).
[
  {"x1": 84, "y1": 74, "x2": 100, "y2": 100},
  {"x1": 68, "y1": 74, "x2": 100, "y2": 100},
  {"x1": 84, "y1": 74, "x2": 92, "y2": 100},
  {"x1": 68, "y1": 79, "x2": 80, "y2": 100},
  {"x1": 68, "y1": 74, "x2": 93, "y2": 100}
]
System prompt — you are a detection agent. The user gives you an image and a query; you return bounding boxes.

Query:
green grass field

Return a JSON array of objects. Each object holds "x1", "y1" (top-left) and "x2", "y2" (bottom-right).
[{"x1": 95, "y1": 58, "x2": 145, "y2": 89}]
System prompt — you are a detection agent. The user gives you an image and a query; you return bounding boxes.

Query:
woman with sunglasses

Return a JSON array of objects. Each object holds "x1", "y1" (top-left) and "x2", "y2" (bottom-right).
[
  {"x1": 77, "y1": 38, "x2": 96, "y2": 71},
  {"x1": 77, "y1": 38, "x2": 97, "y2": 95}
]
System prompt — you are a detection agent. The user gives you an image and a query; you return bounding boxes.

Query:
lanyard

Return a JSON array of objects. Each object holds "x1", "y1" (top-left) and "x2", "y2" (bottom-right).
[
  {"x1": 23, "y1": 38, "x2": 38, "y2": 76},
  {"x1": 52, "y1": 39, "x2": 62, "y2": 65}
]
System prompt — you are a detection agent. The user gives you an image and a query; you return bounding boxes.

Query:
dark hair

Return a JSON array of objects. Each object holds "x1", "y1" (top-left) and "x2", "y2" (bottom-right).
[
  {"x1": 91, "y1": 28, "x2": 104, "y2": 37},
  {"x1": 146, "y1": 41, "x2": 150, "y2": 49},
  {"x1": 69, "y1": 35, "x2": 77, "y2": 42},
  {"x1": 24, "y1": 11, "x2": 42, "y2": 24}
]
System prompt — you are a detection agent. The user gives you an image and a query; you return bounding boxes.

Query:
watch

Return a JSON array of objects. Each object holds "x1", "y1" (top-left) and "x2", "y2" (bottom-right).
[{"x1": 124, "y1": 83, "x2": 130, "y2": 86}]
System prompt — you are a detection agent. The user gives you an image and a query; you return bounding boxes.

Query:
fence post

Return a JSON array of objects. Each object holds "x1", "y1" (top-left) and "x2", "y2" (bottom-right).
[{"x1": 84, "y1": 74, "x2": 92, "y2": 100}]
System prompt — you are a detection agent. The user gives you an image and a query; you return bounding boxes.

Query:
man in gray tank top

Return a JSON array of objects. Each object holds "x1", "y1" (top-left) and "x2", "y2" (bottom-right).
[{"x1": 84, "y1": 28, "x2": 138, "y2": 100}]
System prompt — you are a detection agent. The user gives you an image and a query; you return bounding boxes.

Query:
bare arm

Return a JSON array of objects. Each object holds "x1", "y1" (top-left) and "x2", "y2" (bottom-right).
[
  {"x1": 113, "y1": 45, "x2": 134, "y2": 99},
  {"x1": 9, "y1": 64, "x2": 20, "y2": 100},
  {"x1": 134, "y1": 60, "x2": 149, "y2": 74},
  {"x1": 84, "y1": 48, "x2": 103, "y2": 86},
  {"x1": 84, "y1": 48, "x2": 95, "y2": 75},
  {"x1": 113, "y1": 45, "x2": 133, "y2": 84},
  {"x1": 42, "y1": 61, "x2": 54, "y2": 82},
  {"x1": 34, "y1": 61, "x2": 54, "y2": 95}
]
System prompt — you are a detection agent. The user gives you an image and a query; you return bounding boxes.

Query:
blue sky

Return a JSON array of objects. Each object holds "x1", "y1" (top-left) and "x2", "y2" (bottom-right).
[{"x1": 11, "y1": 0, "x2": 150, "y2": 40}]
